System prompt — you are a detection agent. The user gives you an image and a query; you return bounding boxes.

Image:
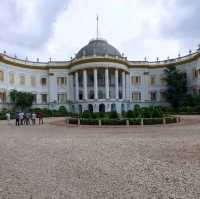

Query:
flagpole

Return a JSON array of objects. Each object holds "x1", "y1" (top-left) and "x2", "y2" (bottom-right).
[{"x1": 96, "y1": 15, "x2": 99, "y2": 39}]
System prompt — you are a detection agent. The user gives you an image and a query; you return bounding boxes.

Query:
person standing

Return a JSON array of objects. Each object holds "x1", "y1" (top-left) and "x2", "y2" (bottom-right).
[
  {"x1": 25, "y1": 112, "x2": 31, "y2": 125},
  {"x1": 19, "y1": 111, "x2": 24, "y2": 126},
  {"x1": 6, "y1": 112, "x2": 11, "y2": 125},
  {"x1": 31, "y1": 112, "x2": 36, "y2": 125},
  {"x1": 16, "y1": 112, "x2": 20, "y2": 126},
  {"x1": 37, "y1": 112, "x2": 44, "y2": 125}
]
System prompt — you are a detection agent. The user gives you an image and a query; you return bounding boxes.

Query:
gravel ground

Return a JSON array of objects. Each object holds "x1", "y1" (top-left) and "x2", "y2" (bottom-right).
[{"x1": 0, "y1": 117, "x2": 200, "y2": 198}]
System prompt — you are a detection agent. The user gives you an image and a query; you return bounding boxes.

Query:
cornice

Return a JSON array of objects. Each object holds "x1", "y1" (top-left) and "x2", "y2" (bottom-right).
[
  {"x1": 0, "y1": 50, "x2": 200, "y2": 70},
  {"x1": 128, "y1": 51, "x2": 200, "y2": 68},
  {"x1": 68, "y1": 56, "x2": 129, "y2": 68}
]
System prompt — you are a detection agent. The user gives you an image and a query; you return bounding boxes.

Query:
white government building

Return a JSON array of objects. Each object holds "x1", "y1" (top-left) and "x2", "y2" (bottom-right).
[{"x1": 0, "y1": 38, "x2": 200, "y2": 113}]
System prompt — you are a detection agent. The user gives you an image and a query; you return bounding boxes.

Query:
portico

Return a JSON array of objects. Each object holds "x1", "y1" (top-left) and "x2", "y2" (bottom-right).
[{"x1": 72, "y1": 66, "x2": 129, "y2": 113}]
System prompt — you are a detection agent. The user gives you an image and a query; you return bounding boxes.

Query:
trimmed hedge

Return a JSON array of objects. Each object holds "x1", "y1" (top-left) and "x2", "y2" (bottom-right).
[
  {"x1": 143, "y1": 118, "x2": 163, "y2": 125},
  {"x1": 129, "y1": 118, "x2": 142, "y2": 125},
  {"x1": 68, "y1": 118, "x2": 78, "y2": 125},
  {"x1": 166, "y1": 117, "x2": 177, "y2": 124},
  {"x1": 80, "y1": 119, "x2": 99, "y2": 125},
  {"x1": 101, "y1": 119, "x2": 127, "y2": 126},
  {"x1": 67, "y1": 117, "x2": 177, "y2": 126}
]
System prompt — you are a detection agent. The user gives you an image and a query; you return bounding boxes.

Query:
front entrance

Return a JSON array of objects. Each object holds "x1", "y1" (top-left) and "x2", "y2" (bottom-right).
[
  {"x1": 99, "y1": 103, "x2": 105, "y2": 112},
  {"x1": 88, "y1": 104, "x2": 93, "y2": 113}
]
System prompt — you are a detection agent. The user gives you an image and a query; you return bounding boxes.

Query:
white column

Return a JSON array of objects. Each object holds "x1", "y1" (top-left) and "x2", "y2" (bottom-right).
[
  {"x1": 122, "y1": 71, "x2": 126, "y2": 99},
  {"x1": 126, "y1": 73, "x2": 131, "y2": 100},
  {"x1": 75, "y1": 72, "x2": 79, "y2": 101},
  {"x1": 105, "y1": 68, "x2": 109, "y2": 99},
  {"x1": 66, "y1": 74, "x2": 70, "y2": 101},
  {"x1": 115, "y1": 69, "x2": 119, "y2": 99},
  {"x1": 94, "y1": 69, "x2": 98, "y2": 99},
  {"x1": 83, "y1": 70, "x2": 88, "y2": 100},
  {"x1": 48, "y1": 70, "x2": 57, "y2": 103}
]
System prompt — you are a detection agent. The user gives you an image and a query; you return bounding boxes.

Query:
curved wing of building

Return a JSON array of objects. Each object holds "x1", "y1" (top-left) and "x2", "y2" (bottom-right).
[{"x1": 0, "y1": 38, "x2": 200, "y2": 112}]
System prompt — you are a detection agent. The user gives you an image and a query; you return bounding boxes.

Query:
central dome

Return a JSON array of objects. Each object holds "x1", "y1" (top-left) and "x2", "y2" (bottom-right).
[{"x1": 76, "y1": 39, "x2": 122, "y2": 59}]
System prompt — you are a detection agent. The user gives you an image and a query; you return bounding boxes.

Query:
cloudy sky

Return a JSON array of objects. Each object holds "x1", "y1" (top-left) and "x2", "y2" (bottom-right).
[{"x1": 0, "y1": 0, "x2": 199, "y2": 62}]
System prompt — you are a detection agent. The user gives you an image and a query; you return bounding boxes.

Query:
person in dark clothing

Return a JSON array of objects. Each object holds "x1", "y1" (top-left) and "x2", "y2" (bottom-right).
[
  {"x1": 16, "y1": 112, "x2": 20, "y2": 126},
  {"x1": 37, "y1": 112, "x2": 44, "y2": 125}
]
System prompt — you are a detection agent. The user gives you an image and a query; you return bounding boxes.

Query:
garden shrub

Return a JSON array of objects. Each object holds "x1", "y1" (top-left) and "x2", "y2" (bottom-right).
[
  {"x1": 80, "y1": 119, "x2": 99, "y2": 125},
  {"x1": 68, "y1": 118, "x2": 78, "y2": 125},
  {"x1": 126, "y1": 111, "x2": 135, "y2": 118},
  {"x1": 166, "y1": 117, "x2": 177, "y2": 124},
  {"x1": 152, "y1": 108, "x2": 163, "y2": 118},
  {"x1": 58, "y1": 106, "x2": 68, "y2": 116},
  {"x1": 143, "y1": 118, "x2": 163, "y2": 125},
  {"x1": 81, "y1": 111, "x2": 92, "y2": 119},
  {"x1": 141, "y1": 107, "x2": 152, "y2": 118},
  {"x1": 129, "y1": 118, "x2": 141, "y2": 125},
  {"x1": 101, "y1": 119, "x2": 126, "y2": 126},
  {"x1": 108, "y1": 111, "x2": 119, "y2": 119}
]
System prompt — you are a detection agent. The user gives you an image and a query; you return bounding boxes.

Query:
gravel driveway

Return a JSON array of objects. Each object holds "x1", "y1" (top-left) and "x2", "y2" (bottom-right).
[{"x1": 0, "y1": 117, "x2": 200, "y2": 198}]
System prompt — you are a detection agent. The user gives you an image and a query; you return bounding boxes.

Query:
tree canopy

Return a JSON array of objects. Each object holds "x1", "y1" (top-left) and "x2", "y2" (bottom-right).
[
  {"x1": 164, "y1": 66, "x2": 187, "y2": 108},
  {"x1": 10, "y1": 90, "x2": 34, "y2": 110}
]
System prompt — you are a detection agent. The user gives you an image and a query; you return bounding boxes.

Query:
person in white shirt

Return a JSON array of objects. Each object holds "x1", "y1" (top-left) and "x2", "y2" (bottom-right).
[
  {"x1": 19, "y1": 112, "x2": 24, "y2": 125},
  {"x1": 31, "y1": 112, "x2": 36, "y2": 125},
  {"x1": 6, "y1": 112, "x2": 11, "y2": 125}
]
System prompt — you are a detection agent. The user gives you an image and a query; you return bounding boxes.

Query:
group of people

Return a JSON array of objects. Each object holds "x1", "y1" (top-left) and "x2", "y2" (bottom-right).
[
  {"x1": 15, "y1": 111, "x2": 44, "y2": 126},
  {"x1": 5, "y1": 111, "x2": 44, "y2": 126}
]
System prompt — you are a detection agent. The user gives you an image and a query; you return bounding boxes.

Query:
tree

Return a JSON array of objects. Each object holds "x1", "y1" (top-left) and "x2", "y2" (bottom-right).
[
  {"x1": 164, "y1": 66, "x2": 187, "y2": 108},
  {"x1": 10, "y1": 90, "x2": 34, "y2": 111}
]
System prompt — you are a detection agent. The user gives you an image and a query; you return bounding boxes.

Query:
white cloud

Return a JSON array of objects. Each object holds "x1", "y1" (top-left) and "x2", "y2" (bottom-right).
[
  {"x1": 0, "y1": 0, "x2": 199, "y2": 61},
  {"x1": 46, "y1": 0, "x2": 185, "y2": 61}
]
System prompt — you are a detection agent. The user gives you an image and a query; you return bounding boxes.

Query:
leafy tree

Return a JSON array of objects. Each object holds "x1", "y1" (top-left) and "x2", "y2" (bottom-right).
[
  {"x1": 164, "y1": 66, "x2": 187, "y2": 108},
  {"x1": 10, "y1": 90, "x2": 34, "y2": 111}
]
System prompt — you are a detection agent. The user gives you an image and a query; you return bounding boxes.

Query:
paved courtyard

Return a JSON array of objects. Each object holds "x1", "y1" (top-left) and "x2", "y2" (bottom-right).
[{"x1": 0, "y1": 116, "x2": 200, "y2": 198}]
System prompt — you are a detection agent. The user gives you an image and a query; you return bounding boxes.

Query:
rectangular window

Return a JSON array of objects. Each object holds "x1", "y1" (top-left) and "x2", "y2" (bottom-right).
[
  {"x1": 57, "y1": 77, "x2": 66, "y2": 87},
  {"x1": 57, "y1": 93, "x2": 65, "y2": 104},
  {"x1": 20, "y1": 75, "x2": 25, "y2": 85},
  {"x1": 192, "y1": 69, "x2": 198, "y2": 79},
  {"x1": 132, "y1": 76, "x2": 141, "y2": 85},
  {"x1": 0, "y1": 70, "x2": 4, "y2": 82},
  {"x1": 150, "y1": 91, "x2": 157, "y2": 101},
  {"x1": 150, "y1": 75, "x2": 156, "y2": 86},
  {"x1": 41, "y1": 94, "x2": 48, "y2": 104},
  {"x1": 31, "y1": 76, "x2": 36, "y2": 87},
  {"x1": 9, "y1": 72, "x2": 14, "y2": 84},
  {"x1": 41, "y1": 77, "x2": 47, "y2": 87},
  {"x1": 132, "y1": 92, "x2": 141, "y2": 101}
]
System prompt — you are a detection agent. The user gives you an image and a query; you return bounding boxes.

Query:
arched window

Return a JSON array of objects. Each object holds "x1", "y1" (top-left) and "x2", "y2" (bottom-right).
[
  {"x1": 111, "y1": 103, "x2": 116, "y2": 112},
  {"x1": 88, "y1": 104, "x2": 93, "y2": 113},
  {"x1": 99, "y1": 104, "x2": 105, "y2": 113},
  {"x1": 79, "y1": 105, "x2": 82, "y2": 113},
  {"x1": 121, "y1": 104, "x2": 125, "y2": 113}
]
